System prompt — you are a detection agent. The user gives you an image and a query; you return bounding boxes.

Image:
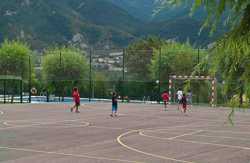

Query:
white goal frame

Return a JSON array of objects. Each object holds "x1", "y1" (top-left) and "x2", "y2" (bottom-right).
[{"x1": 168, "y1": 75, "x2": 217, "y2": 107}]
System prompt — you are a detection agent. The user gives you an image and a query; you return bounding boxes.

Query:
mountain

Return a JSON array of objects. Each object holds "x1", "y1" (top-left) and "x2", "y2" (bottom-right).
[
  {"x1": 108, "y1": 0, "x2": 225, "y2": 45},
  {"x1": 107, "y1": 0, "x2": 157, "y2": 22},
  {"x1": 107, "y1": 0, "x2": 206, "y2": 22},
  {"x1": 0, "y1": 0, "x2": 225, "y2": 50},
  {"x1": 0, "y1": 0, "x2": 142, "y2": 49}
]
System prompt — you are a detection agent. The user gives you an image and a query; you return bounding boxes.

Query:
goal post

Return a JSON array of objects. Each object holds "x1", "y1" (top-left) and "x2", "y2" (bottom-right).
[{"x1": 168, "y1": 75, "x2": 217, "y2": 107}]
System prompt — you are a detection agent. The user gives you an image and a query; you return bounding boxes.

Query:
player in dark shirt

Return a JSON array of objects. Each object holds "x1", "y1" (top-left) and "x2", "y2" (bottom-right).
[
  {"x1": 110, "y1": 92, "x2": 118, "y2": 117},
  {"x1": 181, "y1": 93, "x2": 187, "y2": 113}
]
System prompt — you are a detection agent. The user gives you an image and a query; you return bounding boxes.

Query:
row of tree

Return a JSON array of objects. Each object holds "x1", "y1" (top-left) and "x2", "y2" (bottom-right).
[{"x1": 0, "y1": 35, "x2": 249, "y2": 106}]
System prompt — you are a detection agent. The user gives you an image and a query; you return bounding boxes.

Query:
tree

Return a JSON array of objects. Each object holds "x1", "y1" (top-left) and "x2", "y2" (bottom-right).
[
  {"x1": 93, "y1": 73, "x2": 109, "y2": 98},
  {"x1": 0, "y1": 40, "x2": 31, "y2": 78},
  {"x1": 125, "y1": 36, "x2": 165, "y2": 81},
  {"x1": 0, "y1": 40, "x2": 33, "y2": 102},
  {"x1": 150, "y1": 41, "x2": 205, "y2": 80},
  {"x1": 42, "y1": 47, "x2": 89, "y2": 98},
  {"x1": 150, "y1": 41, "x2": 209, "y2": 103},
  {"x1": 164, "y1": 0, "x2": 250, "y2": 33}
]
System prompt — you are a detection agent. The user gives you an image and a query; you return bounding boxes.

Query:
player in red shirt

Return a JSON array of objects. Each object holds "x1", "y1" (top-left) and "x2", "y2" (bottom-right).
[
  {"x1": 71, "y1": 87, "x2": 80, "y2": 113},
  {"x1": 161, "y1": 91, "x2": 169, "y2": 111}
]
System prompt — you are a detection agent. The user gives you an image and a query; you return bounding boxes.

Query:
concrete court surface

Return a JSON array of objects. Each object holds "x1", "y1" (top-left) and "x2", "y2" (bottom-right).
[{"x1": 0, "y1": 103, "x2": 250, "y2": 163}]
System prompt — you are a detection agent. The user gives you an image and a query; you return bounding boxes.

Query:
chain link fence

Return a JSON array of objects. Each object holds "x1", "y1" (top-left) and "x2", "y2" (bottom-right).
[{"x1": 1, "y1": 47, "x2": 249, "y2": 108}]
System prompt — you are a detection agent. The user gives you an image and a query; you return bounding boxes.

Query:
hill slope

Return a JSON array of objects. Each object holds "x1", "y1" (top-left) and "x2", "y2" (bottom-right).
[
  {"x1": 0, "y1": 0, "x2": 225, "y2": 49},
  {"x1": 0, "y1": 0, "x2": 142, "y2": 49}
]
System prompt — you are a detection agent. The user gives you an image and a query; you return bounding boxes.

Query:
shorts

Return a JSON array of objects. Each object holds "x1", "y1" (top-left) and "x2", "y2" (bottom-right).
[
  {"x1": 164, "y1": 101, "x2": 169, "y2": 105},
  {"x1": 75, "y1": 102, "x2": 80, "y2": 106},
  {"x1": 177, "y1": 99, "x2": 182, "y2": 104},
  {"x1": 112, "y1": 104, "x2": 118, "y2": 112}
]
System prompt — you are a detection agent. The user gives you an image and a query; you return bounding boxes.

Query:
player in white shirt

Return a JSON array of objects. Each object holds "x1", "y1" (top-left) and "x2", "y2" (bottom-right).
[{"x1": 176, "y1": 89, "x2": 183, "y2": 110}]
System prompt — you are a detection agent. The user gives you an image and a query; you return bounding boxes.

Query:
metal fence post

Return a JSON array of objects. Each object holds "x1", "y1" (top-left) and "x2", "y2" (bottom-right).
[
  {"x1": 122, "y1": 48, "x2": 125, "y2": 102},
  {"x1": 158, "y1": 48, "x2": 162, "y2": 103},
  {"x1": 29, "y1": 55, "x2": 31, "y2": 103},
  {"x1": 89, "y1": 48, "x2": 92, "y2": 102},
  {"x1": 3, "y1": 79, "x2": 6, "y2": 104},
  {"x1": 197, "y1": 48, "x2": 200, "y2": 104},
  {"x1": 20, "y1": 79, "x2": 23, "y2": 103}
]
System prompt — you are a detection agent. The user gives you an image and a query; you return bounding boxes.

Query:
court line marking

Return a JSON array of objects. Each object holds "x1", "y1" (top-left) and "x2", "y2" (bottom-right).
[
  {"x1": 89, "y1": 126, "x2": 127, "y2": 130},
  {"x1": 141, "y1": 130, "x2": 250, "y2": 141},
  {"x1": 17, "y1": 123, "x2": 91, "y2": 129},
  {"x1": 0, "y1": 146, "x2": 142, "y2": 163},
  {"x1": 117, "y1": 130, "x2": 195, "y2": 163},
  {"x1": 174, "y1": 138, "x2": 250, "y2": 150},
  {"x1": 0, "y1": 120, "x2": 90, "y2": 130},
  {"x1": 3, "y1": 118, "x2": 85, "y2": 125},
  {"x1": 4, "y1": 120, "x2": 89, "y2": 126},
  {"x1": 1, "y1": 118, "x2": 84, "y2": 123},
  {"x1": 3, "y1": 122, "x2": 8, "y2": 126},
  {"x1": 167, "y1": 130, "x2": 203, "y2": 140},
  {"x1": 139, "y1": 131, "x2": 250, "y2": 151},
  {"x1": 192, "y1": 134, "x2": 250, "y2": 141},
  {"x1": 148, "y1": 128, "x2": 250, "y2": 135}
]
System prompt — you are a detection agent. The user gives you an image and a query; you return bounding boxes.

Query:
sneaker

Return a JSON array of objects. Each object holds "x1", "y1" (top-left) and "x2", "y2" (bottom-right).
[
  {"x1": 75, "y1": 110, "x2": 80, "y2": 113},
  {"x1": 110, "y1": 114, "x2": 113, "y2": 117}
]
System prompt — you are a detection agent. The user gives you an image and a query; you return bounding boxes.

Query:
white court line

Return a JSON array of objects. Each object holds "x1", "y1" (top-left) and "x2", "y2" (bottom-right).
[
  {"x1": 140, "y1": 131, "x2": 250, "y2": 142},
  {"x1": 0, "y1": 110, "x2": 4, "y2": 115},
  {"x1": 148, "y1": 128, "x2": 250, "y2": 135},
  {"x1": 167, "y1": 130, "x2": 203, "y2": 140},
  {"x1": 19, "y1": 122, "x2": 91, "y2": 129},
  {"x1": 193, "y1": 134, "x2": 250, "y2": 141},
  {"x1": 174, "y1": 138, "x2": 250, "y2": 150},
  {"x1": 139, "y1": 131, "x2": 250, "y2": 151},
  {"x1": 89, "y1": 126, "x2": 126, "y2": 130},
  {"x1": 0, "y1": 118, "x2": 84, "y2": 124},
  {"x1": 0, "y1": 120, "x2": 90, "y2": 130},
  {"x1": 3, "y1": 121, "x2": 8, "y2": 126},
  {"x1": 117, "y1": 130, "x2": 195, "y2": 163},
  {"x1": 0, "y1": 146, "x2": 142, "y2": 163}
]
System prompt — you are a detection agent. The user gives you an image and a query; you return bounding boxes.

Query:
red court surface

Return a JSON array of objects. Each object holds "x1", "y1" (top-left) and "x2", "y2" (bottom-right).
[{"x1": 0, "y1": 103, "x2": 250, "y2": 163}]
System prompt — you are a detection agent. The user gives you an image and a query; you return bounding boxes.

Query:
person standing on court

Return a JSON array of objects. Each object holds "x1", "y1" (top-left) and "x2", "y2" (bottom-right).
[
  {"x1": 176, "y1": 89, "x2": 183, "y2": 110},
  {"x1": 187, "y1": 89, "x2": 192, "y2": 109},
  {"x1": 110, "y1": 92, "x2": 118, "y2": 117},
  {"x1": 161, "y1": 91, "x2": 169, "y2": 111},
  {"x1": 71, "y1": 87, "x2": 80, "y2": 113},
  {"x1": 181, "y1": 93, "x2": 188, "y2": 114}
]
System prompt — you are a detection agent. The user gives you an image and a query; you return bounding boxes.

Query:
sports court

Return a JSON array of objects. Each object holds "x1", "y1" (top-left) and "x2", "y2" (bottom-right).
[{"x1": 0, "y1": 103, "x2": 250, "y2": 163}]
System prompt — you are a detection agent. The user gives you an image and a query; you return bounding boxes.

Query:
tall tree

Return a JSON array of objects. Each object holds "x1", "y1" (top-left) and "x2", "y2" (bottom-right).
[
  {"x1": 125, "y1": 36, "x2": 164, "y2": 81},
  {"x1": 150, "y1": 41, "x2": 205, "y2": 80},
  {"x1": 42, "y1": 47, "x2": 89, "y2": 98},
  {"x1": 0, "y1": 40, "x2": 31, "y2": 79}
]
